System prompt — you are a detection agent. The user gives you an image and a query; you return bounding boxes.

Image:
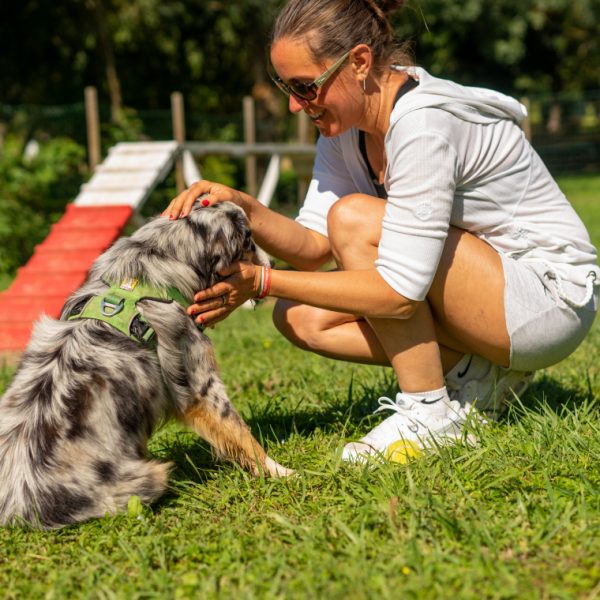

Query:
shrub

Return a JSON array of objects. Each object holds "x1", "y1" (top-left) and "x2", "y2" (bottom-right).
[{"x1": 0, "y1": 135, "x2": 87, "y2": 274}]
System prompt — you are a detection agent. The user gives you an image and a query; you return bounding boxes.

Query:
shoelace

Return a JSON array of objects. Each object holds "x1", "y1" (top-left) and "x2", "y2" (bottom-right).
[
  {"x1": 372, "y1": 395, "x2": 416, "y2": 416},
  {"x1": 370, "y1": 395, "x2": 424, "y2": 437}
]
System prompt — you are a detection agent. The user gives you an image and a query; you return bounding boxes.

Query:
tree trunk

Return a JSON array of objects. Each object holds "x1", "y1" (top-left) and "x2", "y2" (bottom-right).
[{"x1": 86, "y1": 0, "x2": 123, "y2": 124}]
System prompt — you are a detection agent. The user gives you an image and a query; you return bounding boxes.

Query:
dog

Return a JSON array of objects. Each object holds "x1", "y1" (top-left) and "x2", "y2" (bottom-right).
[{"x1": 0, "y1": 202, "x2": 292, "y2": 529}]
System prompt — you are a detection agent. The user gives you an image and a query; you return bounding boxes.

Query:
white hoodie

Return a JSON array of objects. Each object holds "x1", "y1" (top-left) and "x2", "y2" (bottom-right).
[{"x1": 297, "y1": 67, "x2": 598, "y2": 300}]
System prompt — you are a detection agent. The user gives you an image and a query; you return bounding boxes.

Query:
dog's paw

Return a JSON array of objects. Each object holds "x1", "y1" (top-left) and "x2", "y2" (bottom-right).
[{"x1": 264, "y1": 456, "x2": 295, "y2": 478}]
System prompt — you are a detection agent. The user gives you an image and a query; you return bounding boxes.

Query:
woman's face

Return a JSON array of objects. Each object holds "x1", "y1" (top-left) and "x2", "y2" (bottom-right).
[{"x1": 270, "y1": 37, "x2": 364, "y2": 138}]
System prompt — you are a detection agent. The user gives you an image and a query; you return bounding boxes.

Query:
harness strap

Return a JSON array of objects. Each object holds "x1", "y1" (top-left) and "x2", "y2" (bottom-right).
[{"x1": 68, "y1": 278, "x2": 189, "y2": 345}]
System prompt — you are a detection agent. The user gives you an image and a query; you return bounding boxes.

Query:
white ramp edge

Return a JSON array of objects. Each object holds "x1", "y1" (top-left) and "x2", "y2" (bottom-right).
[
  {"x1": 257, "y1": 154, "x2": 280, "y2": 207},
  {"x1": 183, "y1": 150, "x2": 201, "y2": 187},
  {"x1": 74, "y1": 141, "x2": 179, "y2": 209}
]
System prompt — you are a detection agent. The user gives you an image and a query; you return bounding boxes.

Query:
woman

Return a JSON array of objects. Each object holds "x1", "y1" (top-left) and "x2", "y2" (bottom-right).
[{"x1": 164, "y1": 0, "x2": 599, "y2": 463}]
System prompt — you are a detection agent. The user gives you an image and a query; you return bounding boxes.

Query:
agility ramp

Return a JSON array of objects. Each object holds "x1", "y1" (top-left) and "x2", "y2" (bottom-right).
[{"x1": 0, "y1": 141, "x2": 185, "y2": 358}]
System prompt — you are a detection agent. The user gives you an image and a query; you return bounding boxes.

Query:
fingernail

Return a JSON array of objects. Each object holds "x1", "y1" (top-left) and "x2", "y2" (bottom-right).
[
  {"x1": 179, "y1": 211, "x2": 186, "y2": 218},
  {"x1": 201, "y1": 199, "x2": 210, "y2": 207}
]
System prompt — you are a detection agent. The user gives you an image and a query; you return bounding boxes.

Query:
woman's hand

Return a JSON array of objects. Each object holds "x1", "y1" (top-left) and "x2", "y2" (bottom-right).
[
  {"x1": 162, "y1": 180, "x2": 246, "y2": 219},
  {"x1": 187, "y1": 261, "x2": 261, "y2": 328}
]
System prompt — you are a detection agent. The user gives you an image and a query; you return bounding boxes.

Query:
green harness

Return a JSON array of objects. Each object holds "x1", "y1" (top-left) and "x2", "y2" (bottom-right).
[{"x1": 68, "y1": 277, "x2": 189, "y2": 346}]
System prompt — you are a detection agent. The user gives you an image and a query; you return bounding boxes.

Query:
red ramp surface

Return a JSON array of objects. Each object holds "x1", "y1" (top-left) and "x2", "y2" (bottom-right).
[{"x1": 0, "y1": 204, "x2": 133, "y2": 355}]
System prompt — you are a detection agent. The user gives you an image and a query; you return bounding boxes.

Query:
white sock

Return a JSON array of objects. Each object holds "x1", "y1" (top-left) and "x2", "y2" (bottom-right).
[{"x1": 403, "y1": 386, "x2": 451, "y2": 413}]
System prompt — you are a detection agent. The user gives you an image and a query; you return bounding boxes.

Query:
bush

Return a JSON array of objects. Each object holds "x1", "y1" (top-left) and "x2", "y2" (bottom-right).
[{"x1": 0, "y1": 135, "x2": 87, "y2": 274}]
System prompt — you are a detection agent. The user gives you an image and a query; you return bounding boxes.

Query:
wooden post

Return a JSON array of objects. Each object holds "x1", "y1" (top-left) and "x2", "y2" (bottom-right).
[
  {"x1": 171, "y1": 91, "x2": 186, "y2": 193},
  {"x1": 84, "y1": 86, "x2": 101, "y2": 171},
  {"x1": 243, "y1": 96, "x2": 257, "y2": 197},
  {"x1": 521, "y1": 96, "x2": 532, "y2": 142},
  {"x1": 296, "y1": 111, "x2": 312, "y2": 202}
]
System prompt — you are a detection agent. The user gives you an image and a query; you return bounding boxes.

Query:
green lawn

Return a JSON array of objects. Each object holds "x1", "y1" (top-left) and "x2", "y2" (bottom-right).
[{"x1": 0, "y1": 174, "x2": 599, "y2": 599}]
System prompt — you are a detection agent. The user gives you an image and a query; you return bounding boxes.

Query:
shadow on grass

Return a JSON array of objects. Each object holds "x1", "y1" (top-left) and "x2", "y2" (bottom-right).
[
  {"x1": 244, "y1": 370, "x2": 398, "y2": 442},
  {"x1": 494, "y1": 371, "x2": 596, "y2": 425},
  {"x1": 518, "y1": 372, "x2": 595, "y2": 413},
  {"x1": 150, "y1": 372, "x2": 398, "y2": 487}
]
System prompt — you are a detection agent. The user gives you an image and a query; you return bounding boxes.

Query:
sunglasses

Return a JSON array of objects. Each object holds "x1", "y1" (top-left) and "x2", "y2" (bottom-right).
[{"x1": 269, "y1": 50, "x2": 351, "y2": 101}]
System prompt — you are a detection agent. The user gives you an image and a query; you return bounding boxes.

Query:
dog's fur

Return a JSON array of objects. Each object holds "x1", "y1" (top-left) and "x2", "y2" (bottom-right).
[{"x1": 0, "y1": 202, "x2": 291, "y2": 529}]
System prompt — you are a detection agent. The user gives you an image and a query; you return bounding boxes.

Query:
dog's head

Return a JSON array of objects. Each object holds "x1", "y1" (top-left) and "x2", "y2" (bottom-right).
[
  {"x1": 89, "y1": 201, "x2": 269, "y2": 299},
  {"x1": 178, "y1": 201, "x2": 270, "y2": 275}
]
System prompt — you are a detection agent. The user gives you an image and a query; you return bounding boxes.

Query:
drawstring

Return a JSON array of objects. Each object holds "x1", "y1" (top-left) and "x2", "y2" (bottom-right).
[{"x1": 544, "y1": 265, "x2": 598, "y2": 309}]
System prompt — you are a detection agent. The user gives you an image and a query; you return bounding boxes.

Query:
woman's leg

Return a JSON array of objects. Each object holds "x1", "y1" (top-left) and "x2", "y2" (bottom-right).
[{"x1": 273, "y1": 194, "x2": 510, "y2": 389}]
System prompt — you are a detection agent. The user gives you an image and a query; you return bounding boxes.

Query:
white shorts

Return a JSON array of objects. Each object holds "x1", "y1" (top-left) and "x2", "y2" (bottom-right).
[{"x1": 501, "y1": 254, "x2": 598, "y2": 371}]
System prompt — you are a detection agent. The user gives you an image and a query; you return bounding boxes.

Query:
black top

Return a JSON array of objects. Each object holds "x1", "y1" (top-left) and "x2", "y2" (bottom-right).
[{"x1": 358, "y1": 76, "x2": 419, "y2": 199}]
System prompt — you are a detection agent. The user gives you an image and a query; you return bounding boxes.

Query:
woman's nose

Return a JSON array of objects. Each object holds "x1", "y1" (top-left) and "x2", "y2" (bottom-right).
[{"x1": 289, "y1": 94, "x2": 309, "y2": 114}]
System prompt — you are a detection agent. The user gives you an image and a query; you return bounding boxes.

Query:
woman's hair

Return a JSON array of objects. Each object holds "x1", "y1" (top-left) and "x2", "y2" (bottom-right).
[{"x1": 271, "y1": 0, "x2": 412, "y2": 74}]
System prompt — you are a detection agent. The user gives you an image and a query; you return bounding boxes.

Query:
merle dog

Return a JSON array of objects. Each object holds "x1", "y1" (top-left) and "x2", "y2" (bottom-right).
[{"x1": 0, "y1": 202, "x2": 291, "y2": 529}]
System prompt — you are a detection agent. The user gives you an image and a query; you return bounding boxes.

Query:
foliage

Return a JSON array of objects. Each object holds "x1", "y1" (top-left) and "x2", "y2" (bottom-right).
[
  {"x1": 0, "y1": 0, "x2": 281, "y2": 112},
  {"x1": 0, "y1": 135, "x2": 86, "y2": 274},
  {"x1": 1, "y1": 0, "x2": 599, "y2": 120},
  {"x1": 101, "y1": 107, "x2": 146, "y2": 151},
  {"x1": 397, "y1": 0, "x2": 600, "y2": 93}
]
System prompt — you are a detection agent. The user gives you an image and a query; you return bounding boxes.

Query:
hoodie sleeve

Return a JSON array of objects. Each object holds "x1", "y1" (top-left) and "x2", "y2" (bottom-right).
[
  {"x1": 295, "y1": 135, "x2": 359, "y2": 238},
  {"x1": 375, "y1": 113, "x2": 459, "y2": 301}
]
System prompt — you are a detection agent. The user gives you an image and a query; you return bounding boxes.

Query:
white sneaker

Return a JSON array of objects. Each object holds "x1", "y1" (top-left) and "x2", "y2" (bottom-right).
[
  {"x1": 446, "y1": 355, "x2": 534, "y2": 420},
  {"x1": 342, "y1": 393, "x2": 475, "y2": 464}
]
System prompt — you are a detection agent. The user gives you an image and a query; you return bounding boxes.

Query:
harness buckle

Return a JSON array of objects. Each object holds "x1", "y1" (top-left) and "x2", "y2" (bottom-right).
[{"x1": 101, "y1": 295, "x2": 125, "y2": 317}]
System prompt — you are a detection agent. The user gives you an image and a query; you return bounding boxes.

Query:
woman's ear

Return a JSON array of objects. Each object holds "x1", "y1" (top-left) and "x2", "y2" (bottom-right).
[{"x1": 350, "y1": 44, "x2": 372, "y2": 84}]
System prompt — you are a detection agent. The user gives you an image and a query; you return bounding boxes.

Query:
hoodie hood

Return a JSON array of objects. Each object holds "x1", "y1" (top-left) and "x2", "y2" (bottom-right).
[{"x1": 388, "y1": 67, "x2": 528, "y2": 134}]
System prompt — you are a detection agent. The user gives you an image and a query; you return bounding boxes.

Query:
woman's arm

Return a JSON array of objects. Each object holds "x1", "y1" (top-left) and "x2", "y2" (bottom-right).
[
  {"x1": 163, "y1": 180, "x2": 332, "y2": 271},
  {"x1": 268, "y1": 267, "x2": 416, "y2": 318},
  {"x1": 237, "y1": 192, "x2": 332, "y2": 271},
  {"x1": 188, "y1": 261, "x2": 418, "y2": 327}
]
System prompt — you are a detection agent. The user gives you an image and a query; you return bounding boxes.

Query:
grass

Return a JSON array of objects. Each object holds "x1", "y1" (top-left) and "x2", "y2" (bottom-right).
[{"x1": 1, "y1": 174, "x2": 599, "y2": 599}]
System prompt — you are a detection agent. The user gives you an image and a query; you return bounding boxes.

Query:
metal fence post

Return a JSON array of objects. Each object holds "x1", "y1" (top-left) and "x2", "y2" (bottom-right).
[{"x1": 296, "y1": 111, "x2": 312, "y2": 203}]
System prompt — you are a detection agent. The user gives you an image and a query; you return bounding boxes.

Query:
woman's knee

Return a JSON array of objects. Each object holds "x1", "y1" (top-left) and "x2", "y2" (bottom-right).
[
  {"x1": 272, "y1": 299, "x2": 333, "y2": 352},
  {"x1": 272, "y1": 299, "x2": 315, "y2": 350},
  {"x1": 327, "y1": 194, "x2": 384, "y2": 266},
  {"x1": 327, "y1": 194, "x2": 381, "y2": 236},
  {"x1": 327, "y1": 194, "x2": 367, "y2": 232}
]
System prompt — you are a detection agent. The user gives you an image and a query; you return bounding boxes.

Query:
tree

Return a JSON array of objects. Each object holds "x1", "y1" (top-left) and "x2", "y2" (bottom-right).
[{"x1": 393, "y1": 0, "x2": 600, "y2": 94}]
